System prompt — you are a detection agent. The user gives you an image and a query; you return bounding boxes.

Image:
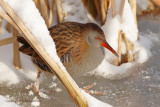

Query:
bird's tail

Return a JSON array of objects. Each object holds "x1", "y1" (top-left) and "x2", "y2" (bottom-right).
[{"x1": 17, "y1": 36, "x2": 34, "y2": 56}]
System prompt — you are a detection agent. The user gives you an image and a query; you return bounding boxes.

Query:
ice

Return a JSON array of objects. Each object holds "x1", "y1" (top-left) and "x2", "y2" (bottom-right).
[{"x1": 0, "y1": 95, "x2": 21, "y2": 107}]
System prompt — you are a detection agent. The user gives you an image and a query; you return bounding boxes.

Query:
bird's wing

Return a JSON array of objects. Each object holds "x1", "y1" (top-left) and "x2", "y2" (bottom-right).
[{"x1": 49, "y1": 22, "x2": 88, "y2": 64}]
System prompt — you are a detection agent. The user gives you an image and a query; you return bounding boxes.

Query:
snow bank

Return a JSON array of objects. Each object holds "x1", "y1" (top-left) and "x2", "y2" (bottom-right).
[
  {"x1": 0, "y1": 95, "x2": 21, "y2": 107},
  {"x1": 94, "y1": 0, "x2": 152, "y2": 79},
  {"x1": 102, "y1": 0, "x2": 138, "y2": 54},
  {"x1": 81, "y1": 91, "x2": 112, "y2": 107},
  {"x1": 94, "y1": 35, "x2": 153, "y2": 79},
  {"x1": 2, "y1": 0, "x2": 66, "y2": 72}
]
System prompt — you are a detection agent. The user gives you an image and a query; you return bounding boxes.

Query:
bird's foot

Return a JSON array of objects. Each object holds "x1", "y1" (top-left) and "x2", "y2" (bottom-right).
[
  {"x1": 83, "y1": 83, "x2": 96, "y2": 90},
  {"x1": 84, "y1": 90, "x2": 104, "y2": 95},
  {"x1": 82, "y1": 83, "x2": 104, "y2": 95},
  {"x1": 29, "y1": 82, "x2": 39, "y2": 94}
]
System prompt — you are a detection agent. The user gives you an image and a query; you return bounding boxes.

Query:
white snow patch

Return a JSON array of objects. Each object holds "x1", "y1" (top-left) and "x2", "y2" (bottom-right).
[
  {"x1": 28, "y1": 90, "x2": 34, "y2": 96},
  {"x1": 0, "y1": 95, "x2": 21, "y2": 107},
  {"x1": 81, "y1": 91, "x2": 112, "y2": 107},
  {"x1": 39, "y1": 91, "x2": 51, "y2": 99},
  {"x1": 102, "y1": 0, "x2": 138, "y2": 53},
  {"x1": 31, "y1": 96, "x2": 40, "y2": 107},
  {"x1": 0, "y1": 43, "x2": 37, "y2": 84},
  {"x1": 49, "y1": 82, "x2": 57, "y2": 88},
  {"x1": 95, "y1": 35, "x2": 153, "y2": 79},
  {"x1": 55, "y1": 88, "x2": 62, "y2": 92},
  {"x1": 52, "y1": 76, "x2": 57, "y2": 81}
]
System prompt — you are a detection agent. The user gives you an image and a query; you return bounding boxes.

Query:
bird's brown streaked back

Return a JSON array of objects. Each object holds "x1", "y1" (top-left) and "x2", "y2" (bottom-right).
[{"x1": 48, "y1": 22, "x2": 90, "y2": 63}]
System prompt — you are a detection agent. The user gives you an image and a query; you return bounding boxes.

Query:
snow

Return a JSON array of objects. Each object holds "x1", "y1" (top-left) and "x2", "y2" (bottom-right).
[
  {"x1": 31, "y1": 96, "x2": 40, "y2": 107},
  {"x1": 0, "y1": 95, "x2": 21, "y2": 107},
  {"x1": 82, "y1": 91, "x2": 113, "y2": 107},
  {"x1": 102, "y1": 0, "x2": 138, "y2": 53},
  {"x1": 94, "y1": 35, "x2": 153, "y2": 79}
]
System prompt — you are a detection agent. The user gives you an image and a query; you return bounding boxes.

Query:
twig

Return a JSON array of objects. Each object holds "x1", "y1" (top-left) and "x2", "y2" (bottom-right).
[
  {"x1": 111, "y1": 0, "x2": 116, "y2": 17},
  {"x1": 5, "y1": 22, "x2": 11, "y2": 32},
  {"x1": 0, "y1": 16, "x2": 2, "y2": 32},
  {"x1": 100, "y1": 0, "x2": 107, "y2": 24},
  {"x1": 48, "y1": 0, "x2": 55, "y2": 27},
  {"x1": 119, "y1": 0, "x2": 125, "y2": 23},
  {"x1": 55, "y1": 0, "x2": 64, "y2": 23},
  {"x1": 93, "y1": 0, "x2": 101, "y2": 19},
  {"x1": 39, "y1": 0, "x2": 49, "y2": 26},
  {"x1": 0, "y1": 37, "x2": 14, "y2": 46},
  {"x1": 12, "y1": 27, "x2": 21, "y2": 69},
  {"x1": 0, "y1": 10, "x2": 21, "y2": 33}
]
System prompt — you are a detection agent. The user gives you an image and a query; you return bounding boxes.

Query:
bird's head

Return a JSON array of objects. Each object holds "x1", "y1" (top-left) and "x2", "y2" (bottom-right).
[{"x1": 85, "y1": 23, "x2": 119, "y2": 57}]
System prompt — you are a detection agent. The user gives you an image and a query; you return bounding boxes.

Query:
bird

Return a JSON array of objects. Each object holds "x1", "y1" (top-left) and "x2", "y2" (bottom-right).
[{"x1": 17, "y1": 22, "x2": 118, "y2": 93}]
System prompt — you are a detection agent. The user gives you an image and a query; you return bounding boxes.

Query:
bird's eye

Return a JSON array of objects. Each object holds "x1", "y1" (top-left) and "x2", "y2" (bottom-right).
[{"x1": 95, "y1": 37, "x2": 100, "y2": 40}]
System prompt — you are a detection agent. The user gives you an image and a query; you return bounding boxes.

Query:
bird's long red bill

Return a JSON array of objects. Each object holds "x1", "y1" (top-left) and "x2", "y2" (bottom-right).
[{"x1": 101, "y1": 42, "x2": 119, "y2": 57}]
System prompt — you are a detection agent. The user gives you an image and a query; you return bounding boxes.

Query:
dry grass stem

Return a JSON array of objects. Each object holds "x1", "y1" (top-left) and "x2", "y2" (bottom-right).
[
  {"x1": 119, "y1": 0, "x2": 125, "y2": 23},
  {"x1": 0, "y1": 10, "x2": 21, "y2": 33},
  {"x1": 55, "y1": 0, "x2": 64, "y2": 23},
  {"x1": 48, "y1": 0, "x2": 55, "y2": 27},
  {"x1": 0, "y1": 37, "x2": 14, "y2": 46},
  {"x1": 5, "y1": 22, "x2": 11, "y2": 32},
  {"x1": 12, "y1": 27, "x2": 21, "y2": 69},
  {"x1": 39, "y1": 0, "x2": 49, "y2": 26},
  {"x1": 111, "y1": 0, "x2": 116, "y2": 17},
  {"x1": 100, "y1": 0, "x2": 107, "y2": 24}
]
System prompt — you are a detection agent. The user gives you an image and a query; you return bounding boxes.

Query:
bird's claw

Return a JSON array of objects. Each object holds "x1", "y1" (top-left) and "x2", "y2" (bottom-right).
[{"x1": 82, "y1": 83, "x2": 104, "y2": 95}]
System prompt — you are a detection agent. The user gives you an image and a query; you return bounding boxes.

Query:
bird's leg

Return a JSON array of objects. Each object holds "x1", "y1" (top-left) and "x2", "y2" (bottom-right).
[
  {"x1": 82, "y1": 83, "x2": 104, "y2": 95},
  {"x1": 29, "y1": 69, "x2": 41, "y2": 94},
  {"x1": 33, "y1": 70, "x2": 41, "y2": 93}
]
